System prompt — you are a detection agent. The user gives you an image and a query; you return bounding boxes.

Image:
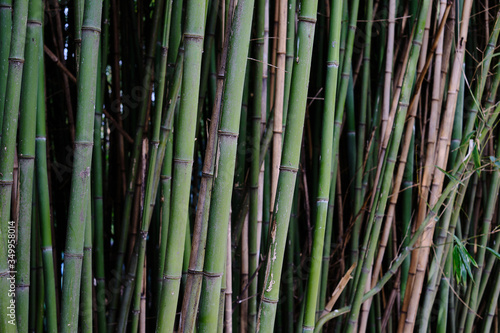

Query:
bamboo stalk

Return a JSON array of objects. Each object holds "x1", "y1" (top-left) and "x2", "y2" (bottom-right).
[
  {"x1": 35, "y1": 23, "x2": 58, "y2": 332},
  {"x1": 197, "y1": 0, "x2": 256, "y2": 328},
  {"x1": 15, "y1": 0, "x2": 41, "y2": 330},
  {"x1": 155, "y1": 0, "x2": 208, "y2": 328},
  {"x1": 60, "y1": 0, "x2": 102, "y2": 329},
  {"x1": 256, "y1": 0, "x2": 319, "y2": 328},
  {"x1": 0, "y1": 0, "x2": 12, "y2": 139},
  {"x1": 301, "y1": 0, "x2": 342, "y2": 331},
  {"x1": 0, "y1": 0, "x2": 29, "y2": 330}
]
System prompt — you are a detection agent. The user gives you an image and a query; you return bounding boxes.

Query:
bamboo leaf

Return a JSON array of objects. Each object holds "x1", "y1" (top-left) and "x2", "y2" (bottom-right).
[
  {"x1": 486, "y1": 246, "x2": 500, "y2": 260},
  {"x1": 436, "y1": 166, "x2": 463, "y2": 185},
  {"x1": 472, "y1": 142, "x2": 481, "y2": 174}
]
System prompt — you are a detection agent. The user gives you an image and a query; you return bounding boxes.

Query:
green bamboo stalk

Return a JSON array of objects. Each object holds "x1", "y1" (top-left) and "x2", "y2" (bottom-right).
[
  {"x1": 481, "y1": 264, "x2": 500, "y2": 332},
  {"x1": 256, "y1": 0, "x2": 319, "y2": 329},
  {"x1": 0, "y1": 0, "x2": 29, "y2": 330},
  {"x1": 60, "y1": 0, "x2": 102, "y2": 330},
  {"x1": 79, "y1": 188, "x2": 92, "y2": 332},
  {"x1": 281, "y1": 0, "x2": 295, "y2": 135},
  {"x1": 155, "y1": 0, "x2": 208, "y2": 328},
  {"x1": 436, "y1": 243, "x2": 453, "y2": 333},
  {"x1": 35, "y1": 23, "x2": 58, "y2": 332},
  {"x1": 28, "y1": 186, "x2": 38, "y2": 333},
  {"x1": 75, "y1": 0, "x2": 84, "y2": 74},
  {"x1": 118, "y1": 46, "x2": 183, "y2": 333},
  {"x1": 128, "y1": 1, "x2": 173, "y2": 329},
  {"x1": 301, "y1": 0, "x2": 342, "y2": 331},
  {"x1": 351, "y1": 0, "x2": 373, "y2": 270},
  {"x1": 285, "y1": 177, "x2": 299, "y2": 332},
  {"x1": 0, "y1": 0, "x2": 12, "y2": 138},
  {"x1": 463, "y1": 139, "x2": 500, "y2": 333},
  {"x1": 156, "y1": 131, "x2": 173, "y2": 299},
  {"x1": 107, "y1": 1, "x2": 165, "y2": 327},
  {"x1": 15, "y1": 0, "x2": 41, "y2": 330},
  {"x1": 196, "y1": 0, "x2": 255, "y2": 329},
  {"x1": 178, "y1": 17, "x2": 229, "y2": 328},
  {"x1": 92, "y1": 22, "x2": 106, "y2": 333},
  {"x1": 345, "y1": 74, "x2": 356, "y2": 188},
  {"x1": 249, "y1": 0, "x2": 266, "y2": 327},
  {"x1": 400, "y1": 128, "x2": 414, "y2": 303}
]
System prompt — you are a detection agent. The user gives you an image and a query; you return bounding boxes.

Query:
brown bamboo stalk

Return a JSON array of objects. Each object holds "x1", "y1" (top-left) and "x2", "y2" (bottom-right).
[
  {"x1": 268, "y1": 0, "x2": 279, "y2": 111},
  {"x1": 271, "y1": 0, "x2": 287, "y2": 221},
  {"x1": 400, "y1": 1, "x2": 474, "y2": 331}
]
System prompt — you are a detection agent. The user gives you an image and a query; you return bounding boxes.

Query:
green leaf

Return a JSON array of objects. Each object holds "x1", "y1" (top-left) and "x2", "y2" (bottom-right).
[
  {"x1": 452, "y1": 235, "x2": 478, "y2": 285},
  {"x1": 453, "y1": 246, "x2": 462, "y2": 285},
  {"x1": 436, "y1": 166, "x2": 463, "y2": 185},
  {"x1": 486, "y1": 246, "x2": 500, "y2": 260},
  {"x1": 472, "y1": 144, "x2": 481, "y2": 174}
]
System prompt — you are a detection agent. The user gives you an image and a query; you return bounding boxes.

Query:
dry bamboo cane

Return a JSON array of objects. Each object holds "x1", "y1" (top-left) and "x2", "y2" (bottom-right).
[
  {"x1": 399, "y1": 1, "x2": 474, "y2": 331},
  {"x1": 271, "y1": 0, "x2": 287, "y2": 225}
]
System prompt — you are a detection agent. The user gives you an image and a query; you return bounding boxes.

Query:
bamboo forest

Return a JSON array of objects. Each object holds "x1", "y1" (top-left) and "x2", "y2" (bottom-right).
[{"x1": 2, "y1": 0, "x2": 500, "y2": 332}]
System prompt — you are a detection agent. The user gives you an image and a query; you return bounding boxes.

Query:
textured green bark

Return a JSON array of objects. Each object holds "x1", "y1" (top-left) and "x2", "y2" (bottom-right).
[
  {"x1": 0, "y1": 0, "x2": 29, "y2": 330},
  {"x1": 60, "y1": 0, "x2": 102, "y2": 330},
  {"x1": 155, "y1": 0, "x2": 207, "y2": 328},
  {"x1": 0, "y1": 0, "x2": 12, "y2": 137},
  {"x1": 256, "y1": 0, "x2": 319, "y2": 329},
  {"x1": 196, "y1": 0, "x2": 256, "y2": 329},
  {"x1": 35, "y1": 25, "x2": 57, "y2": 332},
  {"x1": 301, "y1": 0, "x2": 342, "y2": 330},
  {"x1": 15, "y1": 0, "x2": 41, "y2": 330}
]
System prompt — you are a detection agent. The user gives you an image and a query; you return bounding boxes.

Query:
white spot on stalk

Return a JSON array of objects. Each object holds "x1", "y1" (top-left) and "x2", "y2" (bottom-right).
[{"x1": 266, "y1": 274, "x2": 275, "y2": 292}]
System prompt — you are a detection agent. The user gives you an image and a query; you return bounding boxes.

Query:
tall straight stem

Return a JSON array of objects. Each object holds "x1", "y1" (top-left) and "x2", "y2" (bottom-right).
[
  {"x1": 256, "y1": 0, "x2": 319, "y2": 329},
  {"x1": 60, "y1": 0, "x2": 102, "y2": 330},
  {"x1": 301, "y1": 0, "x2": 342, "y2": 331}
]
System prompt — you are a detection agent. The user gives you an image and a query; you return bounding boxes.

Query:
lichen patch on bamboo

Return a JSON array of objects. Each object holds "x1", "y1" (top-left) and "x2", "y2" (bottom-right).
[{"x1": 79, "y1": 166, "x2": 90, "y2": 180}]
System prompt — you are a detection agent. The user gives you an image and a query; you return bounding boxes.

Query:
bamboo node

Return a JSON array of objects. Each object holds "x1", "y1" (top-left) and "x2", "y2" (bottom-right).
[
  {"x1": 261, "y1": 296, "x2": 278, "y2": 304},
  {"x1": 298, "y1": 16, "x2": 317, "y2": 24},
  {"x1": 203, "y1": 271, "x2": 223, "y2": 278},
  {"x1": 64, "y1": 253, "x2": 84, "y2": 259},
  {"x1": 279, "y1": 165, "x2": 298, "y2": 173},
  {"x1": 184, "y1": 33, "x2": 204, "y2": 41},
  {"x1": 218, "y1": 130, "x2": 239, "y2": 138},
  {"x1": 81, "y1": 26, "x2": 102, "y2": 33},
  {"x1": 187, "y1": 269, "x2": 203, "y2": 275}
]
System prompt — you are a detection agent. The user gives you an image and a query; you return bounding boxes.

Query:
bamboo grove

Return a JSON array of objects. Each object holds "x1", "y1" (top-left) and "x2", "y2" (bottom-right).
[{"x1": 2, "y1": 0, "x2": 500, "y2": 332}]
